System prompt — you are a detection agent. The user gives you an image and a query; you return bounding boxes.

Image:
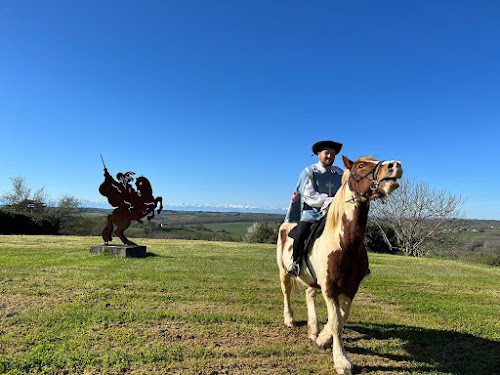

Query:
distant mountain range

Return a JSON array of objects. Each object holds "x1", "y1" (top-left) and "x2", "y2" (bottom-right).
[{"x1": 81, "y1": 199, "x2": 288, "y2": 215}]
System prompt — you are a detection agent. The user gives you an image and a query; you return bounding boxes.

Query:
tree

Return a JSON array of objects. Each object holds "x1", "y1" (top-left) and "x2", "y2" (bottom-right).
[
  {"x1": 1, "y1": 177, "x2": 48, "y2": 220},
  {"x1": 1, "y1": 177, "x2": 84, "y2": 235},
  {"x1": 370, "y1": 177, "x2": 466, "y2": 257},
  {"x1": 47, "y1": 195, "x2": 83, "y2": 234}
]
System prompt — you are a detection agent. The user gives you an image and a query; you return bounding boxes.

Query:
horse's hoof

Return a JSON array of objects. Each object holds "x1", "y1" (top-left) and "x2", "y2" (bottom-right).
[
  {"x1": 334, "y1": 359, "x2": 353, "y2": 374},
  {"x1": 284, "y1": 320, "x2": 296, "y2": 328},
  {"x1": 308, "y1": 334, "x2": 317, "y2": 342},
  {"x1": 335, "y1": 364, "x2": 353, "y2": 374},
  {"x1": 316, "y1": 337, "x2": 325, "y2": 348},
  {"x1": 335, "y1": 368, "x2": 350, "y2": 375},
  {"x1": 316, "y1": 336, "x2": 332, "y2": 349}
]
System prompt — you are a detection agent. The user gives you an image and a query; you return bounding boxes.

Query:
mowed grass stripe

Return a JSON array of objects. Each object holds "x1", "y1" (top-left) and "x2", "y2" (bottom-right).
[{"x1": 1, "y1": 235, "x2": 499, "y2": 374}]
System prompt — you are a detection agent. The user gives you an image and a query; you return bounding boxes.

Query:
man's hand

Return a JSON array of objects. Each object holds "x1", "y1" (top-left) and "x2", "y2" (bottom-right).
[{"x1": 320, "y1": 197, "x2": 334, "y2": 214}]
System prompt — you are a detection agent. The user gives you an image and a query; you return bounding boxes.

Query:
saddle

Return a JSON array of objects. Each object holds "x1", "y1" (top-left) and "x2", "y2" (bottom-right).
[{"x1": 288, "y1": 216, "x2": 327, "y2": 254}]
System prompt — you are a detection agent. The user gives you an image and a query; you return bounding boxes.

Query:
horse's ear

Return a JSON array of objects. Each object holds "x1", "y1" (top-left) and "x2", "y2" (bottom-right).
[{"x1": 342, "y1": 155, "x2": 354, "y2": 170}]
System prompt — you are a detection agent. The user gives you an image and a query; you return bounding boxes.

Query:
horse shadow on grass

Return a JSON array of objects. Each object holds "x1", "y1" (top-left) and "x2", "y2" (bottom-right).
[{"x1": 343, "y1": 322, "x2": 500, "y2": 375}]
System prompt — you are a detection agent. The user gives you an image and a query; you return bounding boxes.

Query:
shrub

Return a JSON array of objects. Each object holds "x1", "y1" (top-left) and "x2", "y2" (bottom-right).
[
  {"x1": 243, "y1": 222, "x2": 278, "y2": 244},
  {"x1": 486, "y1": 255, "x2": 500, "y2": 267},
  {"x1": 365, "y1": 221, "x2": 399, "y2": 254},
  {"x1": 0, "y1": 210, "x2": 58, "y2": 235}
]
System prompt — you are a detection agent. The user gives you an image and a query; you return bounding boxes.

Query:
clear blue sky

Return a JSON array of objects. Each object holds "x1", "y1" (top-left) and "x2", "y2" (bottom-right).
[{"x1": 1, "y1": 1, "x2": 499, "y2": 219}]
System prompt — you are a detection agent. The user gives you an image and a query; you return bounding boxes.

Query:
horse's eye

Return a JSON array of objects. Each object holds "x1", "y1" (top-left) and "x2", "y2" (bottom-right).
[{"x1": 358, "y1": 164, "x2": 365, "y2": 169}]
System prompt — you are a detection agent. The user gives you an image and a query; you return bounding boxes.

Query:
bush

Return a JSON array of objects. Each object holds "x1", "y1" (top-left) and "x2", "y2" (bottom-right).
[
  {"x1": 365, "y1": 221, "x2": 398, "y2": 254},
  {"x1": 0, "y1": 210, "x2": 58, "y2": 235},
  {"x1": 243, "y1": 222, "x2": 278, "y2": 244},
  {"x1": 486, "y1": 255, "x2": 500, "y2": 267}
]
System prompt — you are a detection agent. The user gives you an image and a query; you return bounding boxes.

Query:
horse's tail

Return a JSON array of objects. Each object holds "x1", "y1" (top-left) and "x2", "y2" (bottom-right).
[
  {"x1": 289, "y1": 272, "x2": 299, "y2": 294},
  {"x1": 276, "y1": 223, "x2": 290, "y2": 270},
  {"x1": 277, "y1": 222, "x2": 301, "y2": 293}
]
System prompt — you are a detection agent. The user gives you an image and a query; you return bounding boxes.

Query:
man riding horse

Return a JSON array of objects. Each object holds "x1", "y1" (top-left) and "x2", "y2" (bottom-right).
[
  {"x1": 278, "y1": 152, "x2": 403, "y2": 374},
  {"x1": 285, "y1": 140, "x2": 344, "y2": 278}
]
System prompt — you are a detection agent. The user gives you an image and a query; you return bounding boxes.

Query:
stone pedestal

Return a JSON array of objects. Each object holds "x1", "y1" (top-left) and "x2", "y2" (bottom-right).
[{"x1": 90, "y1": 244, "x2": 147, "y2": 257}]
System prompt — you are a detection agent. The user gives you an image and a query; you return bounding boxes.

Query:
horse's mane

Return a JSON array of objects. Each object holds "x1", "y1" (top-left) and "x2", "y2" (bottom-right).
[{"x1": 324, "y1": 169, "x2": 351, "y2": 233}]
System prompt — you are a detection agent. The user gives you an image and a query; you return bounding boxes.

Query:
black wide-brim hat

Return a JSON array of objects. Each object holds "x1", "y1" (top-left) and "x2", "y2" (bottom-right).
[{"x1": 312, "y1": 140, "x2": 343, "y2": 155}]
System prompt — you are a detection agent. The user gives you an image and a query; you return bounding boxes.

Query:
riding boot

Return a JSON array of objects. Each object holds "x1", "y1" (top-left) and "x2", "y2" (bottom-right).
[{"x1": 287, "y1": 221, "x2": 313, "y2": 278}]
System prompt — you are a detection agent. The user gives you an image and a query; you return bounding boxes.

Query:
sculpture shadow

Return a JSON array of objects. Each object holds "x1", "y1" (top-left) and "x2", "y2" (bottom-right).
[{"x1": 345, "y1": 322, "x2": 500, "y2": 375}]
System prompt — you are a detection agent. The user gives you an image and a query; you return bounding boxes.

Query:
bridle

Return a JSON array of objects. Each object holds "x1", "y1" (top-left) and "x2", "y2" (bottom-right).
[{"x1": 346, "y1": 161, "x2": 384, "y2": 203}]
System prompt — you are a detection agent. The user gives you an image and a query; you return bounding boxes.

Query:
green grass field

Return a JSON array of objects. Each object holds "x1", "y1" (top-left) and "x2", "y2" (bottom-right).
[{"x1": 0, "y1": 235, "x2": 499, "y2": 374}]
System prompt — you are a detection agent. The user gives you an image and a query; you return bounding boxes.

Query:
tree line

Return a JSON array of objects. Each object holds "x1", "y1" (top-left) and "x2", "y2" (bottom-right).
[{"x1": 0, "y1": 177, "x2": 87, "y2": 235}]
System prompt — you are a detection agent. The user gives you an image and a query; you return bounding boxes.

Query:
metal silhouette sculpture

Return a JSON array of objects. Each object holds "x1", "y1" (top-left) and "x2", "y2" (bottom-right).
[{"x1": 98, "y1": 155, "x2": 163, "y2": 245}]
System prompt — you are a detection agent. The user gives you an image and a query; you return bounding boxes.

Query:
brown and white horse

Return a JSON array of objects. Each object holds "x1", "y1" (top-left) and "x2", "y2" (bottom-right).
[{"x1": 277, "y1": 155, "x2": 403, "y2": 374}]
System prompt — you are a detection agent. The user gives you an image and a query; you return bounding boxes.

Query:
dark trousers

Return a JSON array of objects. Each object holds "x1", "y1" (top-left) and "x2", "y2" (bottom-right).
[{"x1": 292, "y1": 221, "x2": 313, "y2": 262}]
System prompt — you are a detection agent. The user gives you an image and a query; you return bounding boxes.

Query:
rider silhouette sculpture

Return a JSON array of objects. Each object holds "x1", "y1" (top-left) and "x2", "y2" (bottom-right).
[{"x1": 98, "y1": 156, "x2": 163, "y2": 245}]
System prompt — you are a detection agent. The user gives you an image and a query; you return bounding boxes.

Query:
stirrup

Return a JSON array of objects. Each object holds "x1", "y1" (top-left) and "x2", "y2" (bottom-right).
[{"x1": 286, "y1": 261, "x2": 301, "y2": 278}]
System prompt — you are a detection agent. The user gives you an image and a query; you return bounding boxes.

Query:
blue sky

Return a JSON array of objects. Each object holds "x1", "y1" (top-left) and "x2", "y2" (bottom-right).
[{"x1": 1, "y1": 1, "x2": 499, "y2": 219}]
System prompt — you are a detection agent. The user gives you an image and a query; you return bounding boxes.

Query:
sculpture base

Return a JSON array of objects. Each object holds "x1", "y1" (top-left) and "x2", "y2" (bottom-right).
[{"x1": 90, "y1": 244, "x2": 147, "y2": 257}]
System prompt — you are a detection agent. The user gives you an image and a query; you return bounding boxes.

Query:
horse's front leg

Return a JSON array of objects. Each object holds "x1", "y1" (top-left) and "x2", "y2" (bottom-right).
[
  {"x1": 305, "y1": 287, "x2": 319, "y2": 341},
  {"x1": 317, "y1": 292, "x2": 352, "y2": 374},
  {"x1": 316, "y1": 294, "x2": 353, "y2": 349},
  {"x1": 280, "y1": 270, "x2": 295, "y2": 328}
]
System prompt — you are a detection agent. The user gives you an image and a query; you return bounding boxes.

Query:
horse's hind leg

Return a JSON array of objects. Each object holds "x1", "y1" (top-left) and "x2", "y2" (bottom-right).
[
  {"x1": 117, "y1": 225, "x2": 137, "y2": 245},
  {"x1": 280, "y1": 269, "x2": 295, "y2": 328},
  {"x1": 306, "y1": 287, "x2": 320, "y2": 341},
  {"x1": 102, "y1": 215, "x2": 113, "y2": 244},
  {"x1": 113, "y1": 213, "x2": 137, "y2": 246},
  {"x1": 117, "y1": 227, "x2": 137, "y2": 246}
]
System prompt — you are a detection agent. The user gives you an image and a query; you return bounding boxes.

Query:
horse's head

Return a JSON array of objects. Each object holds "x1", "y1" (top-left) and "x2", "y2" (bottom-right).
[
  {"x1": 136, "y1": 176, "x2": 153, "y2": 197},
  {"x1": 342, "y1": 156, "x2": 403, "y2": 201}
]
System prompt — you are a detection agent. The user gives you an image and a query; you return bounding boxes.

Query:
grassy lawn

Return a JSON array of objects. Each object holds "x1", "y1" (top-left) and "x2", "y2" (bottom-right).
[{"x1": 0, "y1": 235, "x2": 499, "y2": 374}]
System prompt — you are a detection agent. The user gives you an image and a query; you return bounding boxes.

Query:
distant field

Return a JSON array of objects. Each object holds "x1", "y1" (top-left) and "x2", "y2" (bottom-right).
[
  {"x1": 202, "y1": 221, "x2": 255, "y2": 235},
  {"x1": 0, "y1": 235, "x2": 499, "y2": 374},
  {"x1": 455, "y1": 227, "x2": 500, "y2": 241}
]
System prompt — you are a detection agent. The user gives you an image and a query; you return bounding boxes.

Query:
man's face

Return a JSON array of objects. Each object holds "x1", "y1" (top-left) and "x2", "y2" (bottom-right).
[{"x1": 318, "y1": 148, "x2": 336, "y2": 167}]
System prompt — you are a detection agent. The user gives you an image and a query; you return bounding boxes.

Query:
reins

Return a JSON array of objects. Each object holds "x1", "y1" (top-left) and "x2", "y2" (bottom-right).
[{"x1": 346, "y1": 161, "x2": 384, "y2": 203}]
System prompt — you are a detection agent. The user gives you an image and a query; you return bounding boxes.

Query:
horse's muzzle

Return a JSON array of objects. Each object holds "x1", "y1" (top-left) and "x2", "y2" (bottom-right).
[{"x1": 377, "y1": 161, "x2": 403, "y2": 195}]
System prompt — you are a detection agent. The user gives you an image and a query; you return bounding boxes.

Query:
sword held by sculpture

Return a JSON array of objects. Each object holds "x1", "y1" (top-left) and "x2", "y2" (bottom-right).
[{"x1": 98, "y1": 154, "x2": 163, "y2": 245}]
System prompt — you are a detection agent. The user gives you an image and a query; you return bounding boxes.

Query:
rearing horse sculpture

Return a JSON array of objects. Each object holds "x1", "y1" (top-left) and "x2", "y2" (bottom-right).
[
  {"x1": 99, "y1": 167, "x2": 163, "y2": 246},
  {"x1": 277, "y1": 155, "x2": 403, "y2": 374}
]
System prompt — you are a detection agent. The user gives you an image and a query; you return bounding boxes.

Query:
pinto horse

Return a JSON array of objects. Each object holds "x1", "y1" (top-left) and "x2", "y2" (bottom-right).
[{"x1": 277, "y1": 155, "x2": 403, "y2": 374}]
